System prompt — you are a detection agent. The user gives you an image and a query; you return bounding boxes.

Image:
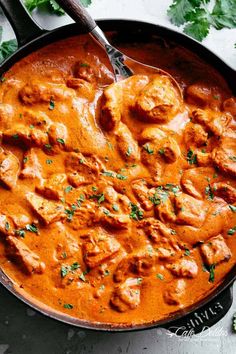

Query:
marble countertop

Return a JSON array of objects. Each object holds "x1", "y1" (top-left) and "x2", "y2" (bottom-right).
[{"x1": 0, "y1": 1, "x2": 236, "y2": 353}]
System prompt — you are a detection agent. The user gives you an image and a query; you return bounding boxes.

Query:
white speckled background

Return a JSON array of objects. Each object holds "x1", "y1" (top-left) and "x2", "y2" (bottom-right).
[{"x1": 0, "y1": 1, "x2": 236, "y2": 353}]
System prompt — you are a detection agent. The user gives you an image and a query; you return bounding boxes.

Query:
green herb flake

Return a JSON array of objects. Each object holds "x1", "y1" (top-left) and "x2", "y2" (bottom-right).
[
  {"x1": 156, "y1": 273, "x2": 164, "y2": 280},
  {"x1": 205, "y1": 184, "x2": 214, "y2": 200},
  {"x1": 44, "y1": 144, "x2": 52, "y2": 150},
  {"x1": 228, "y1": 226, "x2": 236, "y2": 236},
  {"x1": 232, "y1": 313, "x2": 236, "y2": 333},
  {"x1": 25, "y1": 223, "x2": 38, "y2": 234},
  {"x1": 143, "y1": 144, "x2": 154, "y2": 154},
  {"x1": 129, "y1": 203, "x2": 143, "y2": 221},
  {"x1": 137, "y1": 277, "x2": 143, "y2": 285},
  {"x1": 57, "y1": 138, "x2": 65, "y2": 145},
  {"x1": 46, "y1": 159, "x2": 53, "y2": 165},
  {"x1": 116, "y1": 173, "x2": 127, "y2": 180},
  {"x1": 184, "y1": 248, "x2": 190, "y2": 256},
  {"x1": 65, "y1": 185, "x2": 73, "y2": 193},
  {"x1": 12, "y1": 134, "x2": 19, "y2": 139},
  {"x1": 126, "y1": 146, "x2": 132, "y2": 157},
  {"x1": 63, "y1": 303, "x2": 73, "y2": 309},
  {"x1": 61, "y1": 266, "x2": 69, "y2": 278},
  {"x1": 23, "y1": 157, "x2": 28, "y2": 164},
  {"x1": 49, "y1": 98, "x2": 55, "y2": 110},
  {"x1": 229, "y1": 205, "x2": 236, "y2": 213},
  {"x1": 112, "y1": 204, "x2": 119, "y2": 212},
  {"x1": 15, "y1": 229, "x2": 25, "y2": 238},
  {"x1": 70, "y1": 262, "x2": 80, "y2": 271},
  {"x1": 158, "y1": 148, "x2": 165, "y2": 155},
  {"x1": 208, "y1": 264, "x2": 216, "y2": 283},
  {"x1": 5, "y1": 221, "x2": 10, "y2": 231},
  {"x1": 187, "y1": 149, "x2": 197, "y2": 165},
  {"x1": 102, "y1": 171, "x2": 114, "y2": 177}
]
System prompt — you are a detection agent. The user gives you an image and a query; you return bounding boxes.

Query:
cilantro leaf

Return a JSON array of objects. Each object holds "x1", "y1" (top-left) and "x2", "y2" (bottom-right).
[
  {"x1": 184, "y1": 8, "x2": 210, "y2": 41},
  {"x1": 24, "y1": 0, "x2": 92, "y2": 15},
  {"x1": 0, "y1": 26, "x2": 17, "y2": 63},
  {"x1": 167, "y1": 0, "x2": 199, "y2": 26},
  {"x1": 211, "y1": 0, "x2": 236, "y2": 30}
]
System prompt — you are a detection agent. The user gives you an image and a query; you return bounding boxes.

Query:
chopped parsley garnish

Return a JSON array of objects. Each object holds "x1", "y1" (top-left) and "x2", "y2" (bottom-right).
[
  {"x1": 5, "y1": 221, "x2": 10, "y2": 231},
  {"x1": 70, "y1": 262, "x2": 80, "y2": 271},
  {"x1": 187, "y1": 149, "x2": 197, "y2": 165},
  {"x1": 65, "y1": 208, "x2": 75, "y2": 221},
  {"x1": 116, "y1": 174, "x2": 127, "y2": 180},
  {"x1": 49, "y1": 98, "x2": 55, "y2": 110},
  {"x1": 46, "y1": 159, "x2": 53, "y2": 164},
  {"x1": 12, "y1": 134, "x2": 19, "y2": 139},
  {"x1": 80, "y1": 62, "x2": 89, "y2": 67},
  {"x1": 208, "y1": 264, "x2": 216, "y2": 283},
  {"x1": 79, "y1": 272, "x2": 86, "y2": 282},
  {"x1": 229, "y1": 205, "x2": 236, "y2": 213},
  {"x1": 102, "y1": 171, "x2": 114, "y2": 177},
  {"x1": 89, "y1": 193, "x2": 105, "y2": 204},
  {"x1": 57, "y1": 138, "x2": 65, "y2": 145},
  {"x1": 64, "y1": 185, "x2": 73, "y2": 193},
  {"x1": 205, "y1": 184, "x2": 214, "y2": 200},
  {"x1": 158, "y1": 148, "x2": 165, "y2": 155},
  {"x1": 29, "y1": 124, "x2": 34, "y2": 129},
  {"x1": 137, "y1": 277, "x2": 143, "y2": 285},
  {"x1": 104, "y1": 269, "x2": 110, "y2": 276},
  {"x1": 129, "y1": 203, "x2": 143, "y2": 221},
  {"x1": 61, "y1": 265, "x2": 69, "y2": 278},
  {"x1": 15, "y1": 229, "x2": 25, "y2": 238},
  {"x1": 112, "y1": 204, "x2": 119, "y2": 212},
  {"x1": 44, "y1": 144, "x2": 52, "y2": 150},
  {"x1": 229, "y1": 156, "x2": 236, "y2": 162},
  {"x1": 184, "y1": 248, "x2": 190, "y2": 256},
  {"x1": 23, "y1": 157, "x2": 28, "y2": 164},
  {"x1": 25, "y1": 223, "x2": 38, "y2": 233},
  {"x1": 126, "y1": 146, "x2": 132, "y2": 157},
  {"x1": 149, "y1": 187, "x2": 169, "y2": 205},
  {"x1": 63, "y1": 303, "x2": 73, "y2": 309},
  {"x1": 143, "y1": 144, "x2": 154, "y2": 154},
  {"x1": 77, "y1": 194, "x2": 85, "y2": 207},
  {"x1": 171, "y1": 229, "x2": 176, "y2": 235},
  {"x1": 103, "y1": 208, "x2": 110, "y2": 216},
  {"x1": 156, "y1": 273, "x2": 164, "y2": 280},
  {"x1": 228, "y1": 226, "x2": 236, "y2": 235}
]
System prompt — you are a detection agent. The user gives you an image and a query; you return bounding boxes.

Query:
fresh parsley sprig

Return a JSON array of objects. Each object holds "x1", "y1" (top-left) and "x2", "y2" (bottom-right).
[
  {"x1": 167, "y1": 0, "x2": 236, "y2": 42},
  {"x1": 0, "y1": 27, "x2": 17, "y2": 63},
  {"x1": 24, "y1": 0, "x2": 92, "y2": 15}
]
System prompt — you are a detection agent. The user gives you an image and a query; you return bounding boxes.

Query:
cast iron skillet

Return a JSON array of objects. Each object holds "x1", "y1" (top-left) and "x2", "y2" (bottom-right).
[{"x1": 0, "y1": 0, "x2": 236, "y2": 335}]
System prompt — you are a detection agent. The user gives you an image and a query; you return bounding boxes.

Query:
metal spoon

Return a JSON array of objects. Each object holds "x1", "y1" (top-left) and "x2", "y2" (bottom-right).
[{"x1": 57, "y1": 0, "x2": 182, "y2": 95}]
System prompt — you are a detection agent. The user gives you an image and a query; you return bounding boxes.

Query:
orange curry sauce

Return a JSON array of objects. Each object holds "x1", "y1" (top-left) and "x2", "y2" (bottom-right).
[{"x1": 0, "y1": 33, "x2": 236, "y2": 326}]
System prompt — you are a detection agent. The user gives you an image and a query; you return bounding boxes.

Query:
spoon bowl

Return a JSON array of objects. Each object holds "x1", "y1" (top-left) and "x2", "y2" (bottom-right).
[{"x1": 57, "y1": 0, "x2": 183, "y2": 96}]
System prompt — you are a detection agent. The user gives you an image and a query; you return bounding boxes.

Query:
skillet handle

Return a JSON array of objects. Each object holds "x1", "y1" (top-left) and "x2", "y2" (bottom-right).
[
  {"x1": 0, "y1": 0, "x2": 44, "y2": 46},
  {"x1": 163, "y1": 286, "x2": 233, "y2": 336},
  {"x1": 56, "y1": 0, "x2": 96, "y2": 32}
]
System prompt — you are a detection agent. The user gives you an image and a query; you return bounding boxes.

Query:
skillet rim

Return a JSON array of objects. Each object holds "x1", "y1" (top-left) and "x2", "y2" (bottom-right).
[{"x1": 0, "y1": 18, "x2": 235, "y2": 332}]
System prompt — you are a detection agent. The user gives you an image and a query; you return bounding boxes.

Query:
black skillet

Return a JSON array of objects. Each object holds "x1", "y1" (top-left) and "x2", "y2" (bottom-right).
[{"x1": 0, "y1": 0, "x2": 236, "y2": 335}]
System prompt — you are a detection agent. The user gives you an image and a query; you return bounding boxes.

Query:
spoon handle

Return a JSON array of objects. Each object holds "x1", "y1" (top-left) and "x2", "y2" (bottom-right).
[{"x1": 56, "y1": 0, "x2": 96, "y2": 32}]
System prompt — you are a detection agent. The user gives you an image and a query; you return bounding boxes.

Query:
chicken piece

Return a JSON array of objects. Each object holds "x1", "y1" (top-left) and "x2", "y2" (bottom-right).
[
  {"x1": 140, "y1": 126, "x2": 166, "y2": 142},
  {"x1": 20, "y1": 149, "x2": 42, "y2": 180},
  {"x1": 212, "y1": 182, "x2": 236, "y2": 203},
  {"x1": 174, "y1": 193, "x2": 205, "y2": 228},
  {"x1": 36, "y1": 174, "x2": 67, "y2": 200},
  {"x1": 196, "y1": 151, "x2": 212, "y2": 167},
  {"x1": 26, "y1": 192, "x2": 65, "y2": 225},
  {"x1": 48, "y1": 122, "x2": 68, "y2": 148},
  {"x1": 141, "y1": 150, "x2": 162, "y2": 181},
  {"x1": 150, "y1": 188, "x2": 176, "y2": 222},
  {"x1": 66, "y1": 77, "x2": 95, "y2": 100},
  {"x1": 167, "y1": 258, "x2": 198, "y2": 278},
  {"x1": 73, "y1": 59, "x2": 114, "y2": 85},
  {"x1": 139, "y1": 217, "x2": 175, "y2": 242},
  {"x1": 181, "y1": 167, "x2": 215, "y2": 199},
  {"x1": 163, "y1": 279, "x2": 186, "y2": 305},
  {"x1": 65, "y1": 152, "x2": 104, "y2": 187},
  {"x1": 192, "y1": 109, "x2": 231, "y2": 137},
  {"x1": 96, "y1": 210, "x2": 130, "y2": 230},
  {"x1": 0, "y1": 149, "x2": 19, "y2": 189},
  {"x1": 200, "y1": 235, "x2": 232, "y2": 266},
  {"x1": 82, "y1": 229, "x2": 121, "y2": 269},
  {"x1": 3, "y1": 125, "x2": 49, "y2": 148},
  {"x1": 0, "y1": 214, "x2": 14, "y2": 236},
  {"x1": 160, "y1": 137, "x2": 181, "y2": 163},
  {"x1": 110, "y1": 278, "x2": 141, "y2": 312},
  {"x1": 0, "y1": 103, "x2": 14, "y2": 129},
  {"x1": 21, "y1": 109, "x2": 51, "y2": 129},
  {"x1": 6, "y1": 236, "x2": 45, "y2": 274},
  {"x1": 184, "y1": 122, "x2": 208, "y2": 148},
  {"x1": 100, "y1": 81, "x2": 123, "y2": 131},
  {"x1": 132, "y1": 179, "x2": 153, "y2": 211},
  {"x1": 223, "y1": 97, "x2": 236, "y2": 117},
  {"x1": 134, "y1": 75, "x2": 181, "y2": 123},
  {"x1": 212, "y1": 136, "x2": 236, "y2": 177},
  {"x1": 186, "y1": 83, "x2": 222, "y2": 108},
  {"x1": 115, "y1": 123, "x2": 140, "y2": 162},
  {"x1": 19, "y1": 82, "x2": 74, "y2": 105},
  {"x1": 114, "y1": 251, "x2": 156, "y2": 282}
]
